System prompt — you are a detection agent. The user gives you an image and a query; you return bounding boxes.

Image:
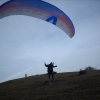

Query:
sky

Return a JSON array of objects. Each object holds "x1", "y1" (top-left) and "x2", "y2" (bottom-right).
[{"x1": 0, "y1": 0, "x2": 100, "y2": 83}]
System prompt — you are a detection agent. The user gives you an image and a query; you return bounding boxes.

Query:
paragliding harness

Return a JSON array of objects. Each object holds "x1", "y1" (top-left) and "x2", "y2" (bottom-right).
[
  {"x1": 45, "y1": 62, "x2": 57, "y2": 84},
  {"x1": 45, "y1": 62, "x2": 56, "y2": 80},
  {"x1": 47, "y1": 66, "x2": 53, "y2": 75}
]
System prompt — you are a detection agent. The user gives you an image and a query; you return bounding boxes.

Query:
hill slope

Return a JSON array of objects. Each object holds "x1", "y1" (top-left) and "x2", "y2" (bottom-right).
[{"x1": 0, "y1": 70, "x2": 100, "y2": 100}]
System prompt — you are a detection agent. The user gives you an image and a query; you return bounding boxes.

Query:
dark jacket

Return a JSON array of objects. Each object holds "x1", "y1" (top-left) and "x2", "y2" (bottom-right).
[{"x1": 45, "y1": 62, "x2": 57, "y2": 74}]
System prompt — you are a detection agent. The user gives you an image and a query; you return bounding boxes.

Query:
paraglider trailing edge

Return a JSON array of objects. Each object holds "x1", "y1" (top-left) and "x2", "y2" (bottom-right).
[{"x1": 0, "y1": 0, "x2": 75, "y2": 38}]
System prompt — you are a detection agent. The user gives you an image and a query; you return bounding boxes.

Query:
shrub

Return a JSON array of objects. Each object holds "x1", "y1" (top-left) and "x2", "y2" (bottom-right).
[
  {"x1": 53, "y1": 71, "x2": 57, "y2": 74},
  {"x1": 85, "y1": 66, "x2": 96, "y2": 71},
  {"x1": 79, "y1": 70, "x2": 86, "y2": 75}
]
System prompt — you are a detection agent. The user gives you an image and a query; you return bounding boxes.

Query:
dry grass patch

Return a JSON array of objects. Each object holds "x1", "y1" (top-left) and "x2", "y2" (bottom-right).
[{"x1": 0, "y1": 70, "x2": 100, "y2": 100}]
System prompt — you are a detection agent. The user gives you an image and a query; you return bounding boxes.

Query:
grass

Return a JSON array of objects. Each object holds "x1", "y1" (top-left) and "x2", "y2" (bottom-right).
[{"x1": 0, "y1": 70, "x2": 100, "y2": 100}]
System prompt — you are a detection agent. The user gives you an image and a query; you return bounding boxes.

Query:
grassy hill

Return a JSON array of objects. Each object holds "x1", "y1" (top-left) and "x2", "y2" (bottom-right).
[{"x1": 0, "y1": 70, "x2": 100, "y2": 100}]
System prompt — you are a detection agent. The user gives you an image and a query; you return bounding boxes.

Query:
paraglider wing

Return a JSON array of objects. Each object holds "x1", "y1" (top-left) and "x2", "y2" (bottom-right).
[{"x1": 0, "y1": 0, "x2": 75, "y2": 38}]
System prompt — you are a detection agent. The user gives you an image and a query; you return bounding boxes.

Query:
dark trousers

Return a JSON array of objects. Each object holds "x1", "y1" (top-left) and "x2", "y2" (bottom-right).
[{"x1": 48, "y1": 71, "x2": 54, "y2": 79}]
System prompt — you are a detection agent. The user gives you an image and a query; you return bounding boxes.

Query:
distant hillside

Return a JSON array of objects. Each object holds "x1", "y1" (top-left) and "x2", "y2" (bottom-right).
[{"x1": 0, "y1": 70, "x2": 100, "y2": 100}]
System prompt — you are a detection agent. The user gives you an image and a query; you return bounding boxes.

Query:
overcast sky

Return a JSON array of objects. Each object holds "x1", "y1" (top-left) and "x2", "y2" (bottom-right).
[{"x1": 0, "y1": 0, "x2": 100, "y2": 83}]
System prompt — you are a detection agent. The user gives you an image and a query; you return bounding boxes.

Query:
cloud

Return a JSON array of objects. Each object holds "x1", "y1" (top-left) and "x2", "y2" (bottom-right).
[
  {"x1": 1, "y1": 45, "x2": 100, "y2": 83},
  {"x1": 57, "y1": 46, "x2": 100, "y2": 72}
]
